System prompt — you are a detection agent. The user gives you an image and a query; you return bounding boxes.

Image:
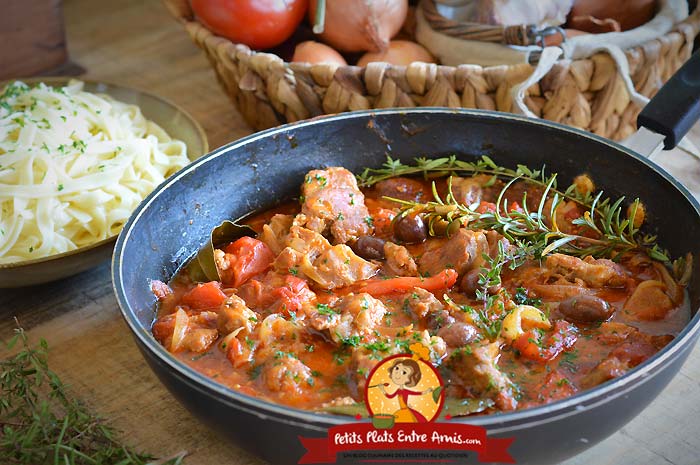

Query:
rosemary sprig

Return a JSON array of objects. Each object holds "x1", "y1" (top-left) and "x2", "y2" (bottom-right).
[
  {"x1": 1, "y1": 323, "x2": 186, "y2": 465},
  {"x1": 364, "y1": 156, "x2": 670, "y2": 263}
]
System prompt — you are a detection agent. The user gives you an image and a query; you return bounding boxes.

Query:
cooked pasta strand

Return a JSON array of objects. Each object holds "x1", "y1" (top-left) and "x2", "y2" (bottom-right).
[{"x1": 0, "y1": 80, "x2": 189, "y2": 264}]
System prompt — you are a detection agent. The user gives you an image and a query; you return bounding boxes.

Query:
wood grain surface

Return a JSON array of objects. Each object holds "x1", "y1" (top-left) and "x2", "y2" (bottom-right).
[
  {"x1": 1, "y1": 1, "x2": 699, "y2": 464},
  {"x1": 0, "y1": 0, "x2": 68, "y2": 79}
]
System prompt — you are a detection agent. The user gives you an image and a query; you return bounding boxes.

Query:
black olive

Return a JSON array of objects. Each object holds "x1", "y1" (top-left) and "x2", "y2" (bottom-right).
[
  {"x1": 374, "y1": 178, "x2": 426, "y2": 201},
  {"x1": 460, "y1": 269, "x2": 480, "y2": 294},
  {"x1": 437, "y1": 322, "x2": 479, "y2": 347},
  {"x1": 460, "y1": 268, "x2": 500, "y2": 295},
  {"x1": 558, "y1": 295, "x2": 613, "y2": 323},
  {"x1": 351, "y1": 236, "x2": 386, "y2": 260},
  {"x1": 394, "y1": 214, "x2": 427, "y2": 243},
  {"x1": 427, "y1": 309, "x2": 455, "y2": 331}
]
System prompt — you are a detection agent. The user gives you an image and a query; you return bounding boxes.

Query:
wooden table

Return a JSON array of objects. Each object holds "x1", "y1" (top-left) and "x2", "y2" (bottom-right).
[{"x1": 2, "y1": 1, "x2": 699, "y2": 464}]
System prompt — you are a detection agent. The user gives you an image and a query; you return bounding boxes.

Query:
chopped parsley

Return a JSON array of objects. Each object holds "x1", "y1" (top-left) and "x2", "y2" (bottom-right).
[
  {"x1": 559, "y1": 350, "x2": 579, "y2": 372},
  {"x1": 314, "y1": 174, "x2": 327, "y2": 187},
  {"x1": 274, "y1": 350, "x2": 297, "y2": 360},
  {"x1": 363, "y1": 340, "x2": 391, "y2": 353},
  {"x1": 338, "y1": 334, "x2": 361, "y2": 347},
  {"x1": 360, "y1": 297, "x2": 370, "y2": 310},
  {"x1": 333, "y1": 350, "x2": 347, "y2": 366},
  {"x1": 72, "y1": 139, "x2": 87, "y2": 153},
  {"x1": 316, "y1": 303, "x2": 337, "y2": 316},
  {"x1": 513, "y1": 287, "x2": 543, "y2": 307},
  {"x1": 393, "y1": 338, "x2": 412, "y2": 353}
]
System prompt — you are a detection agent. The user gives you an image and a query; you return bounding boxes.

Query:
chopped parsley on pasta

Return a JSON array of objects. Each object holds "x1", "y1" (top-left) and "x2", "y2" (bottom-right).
[{"x1": 0, "y1": 80, "x2": 189, "y2": 264}]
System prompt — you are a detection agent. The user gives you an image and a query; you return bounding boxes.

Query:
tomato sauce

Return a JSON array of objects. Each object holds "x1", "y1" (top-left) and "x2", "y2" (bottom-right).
[{"x1": 151, "y1": 169, "x2": 690, "y2": 415}]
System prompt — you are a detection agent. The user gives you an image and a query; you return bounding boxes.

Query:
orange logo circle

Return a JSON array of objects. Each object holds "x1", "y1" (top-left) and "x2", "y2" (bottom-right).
[{"x1": 365, "y1": 348, "x2": 444, "y2": 427}]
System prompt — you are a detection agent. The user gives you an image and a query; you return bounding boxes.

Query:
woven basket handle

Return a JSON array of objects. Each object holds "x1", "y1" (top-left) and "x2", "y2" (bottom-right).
[{"x1": 421, "y1": 0, "x2": 563, "y2": 46}]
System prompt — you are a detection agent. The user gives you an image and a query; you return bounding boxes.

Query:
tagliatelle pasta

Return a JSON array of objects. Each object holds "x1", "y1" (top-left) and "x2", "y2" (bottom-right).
[{"x1": 0, "y1": 80, "x2": 190, "y2": 264}]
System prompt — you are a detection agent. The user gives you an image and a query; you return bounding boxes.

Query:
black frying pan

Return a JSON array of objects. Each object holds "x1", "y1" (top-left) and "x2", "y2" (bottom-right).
[{"x1": 112, "y1": 53, "x2": 700, "y2": 464}]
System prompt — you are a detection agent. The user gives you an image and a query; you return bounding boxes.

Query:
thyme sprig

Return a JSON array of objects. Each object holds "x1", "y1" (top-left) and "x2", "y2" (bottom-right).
[
  {"x1": 475, "y1": 240, "x2": 538, "y2": 308},
  {"x1": 475, "y1": 241, "x2": 541, "y2": 340},
  {"x1": 364, "y1": 156, "x2": 670, "y2": 263},
  {"x1": 1, "y1": 323, "x2": 186, "y2": 465},
  {"x1": 359, "y1": 155, "x2": 558, "y2": 195}
]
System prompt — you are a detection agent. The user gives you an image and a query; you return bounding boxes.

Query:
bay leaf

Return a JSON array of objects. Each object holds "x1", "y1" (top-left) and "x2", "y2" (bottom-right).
[{"x1": 185, "y1": 220, "x2": 256, "y2": 282}]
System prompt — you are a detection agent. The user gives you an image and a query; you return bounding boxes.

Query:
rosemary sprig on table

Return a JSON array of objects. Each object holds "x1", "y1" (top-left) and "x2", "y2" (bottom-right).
[
  {"x1": 1, "y1": 324, "x2": 185, "y2": 465},
  {"x1": 360, "y1": 155, "x2": 670, "y2": 264}
]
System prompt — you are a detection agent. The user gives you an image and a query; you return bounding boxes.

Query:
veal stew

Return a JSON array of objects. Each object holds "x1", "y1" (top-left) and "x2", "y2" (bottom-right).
[{"x1": 151, "y1": 159, "x2": 691, "y2": 416}]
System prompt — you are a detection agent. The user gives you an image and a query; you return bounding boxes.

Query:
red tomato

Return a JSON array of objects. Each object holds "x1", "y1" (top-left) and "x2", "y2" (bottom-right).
[
  {"x1": 513, "y1": 320, "x2": 578, "y2": 363},
  {"x1": 476, "y1": 201, "x2": 497, "y2": 214},
  {"x1": 269, "y1": 275, "x2": 313, "y2": 315},
  {"x1": 181, "y1": 281, "x2": 227, "y2": 310},
  {"x1": 191, "y1": 0, "x2": 308, "y2": 50},
  {"x1": 371, "y1": 208, "x2": 395, "y2": 236},
  {"x1": 225, "y1": 337, "x2": 254, "y2": 368},
  {"x1": 223, "y1": 237, "x2": 275, "y2": 287},
  {"x1": 533, "y1": 370, "x2": 577, "y2": 404},
  {"x1": 152, "y1": 313, "x2": 176, "y2": 345}
]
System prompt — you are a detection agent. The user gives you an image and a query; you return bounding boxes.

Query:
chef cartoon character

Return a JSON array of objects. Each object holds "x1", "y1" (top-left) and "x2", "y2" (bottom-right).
[{"x1": 368, "y1": 343, "x2": 443, "y2": 424}]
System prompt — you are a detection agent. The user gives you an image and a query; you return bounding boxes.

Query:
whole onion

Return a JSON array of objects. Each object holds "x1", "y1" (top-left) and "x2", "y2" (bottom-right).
[
  {"x1": 309, "y1": 0, "x2": 408, "y2": 53},
  {"x1": 292, "y1": 41, "x2": 348, "y2": 65},
  {"x1": 357, "y1": 40, "x2": 435, "y2": 67}
]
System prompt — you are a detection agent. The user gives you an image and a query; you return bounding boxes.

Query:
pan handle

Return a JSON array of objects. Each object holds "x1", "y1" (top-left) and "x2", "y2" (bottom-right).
[{"x1": 637, "y1": 51, "x2": 700, "y2": 150}]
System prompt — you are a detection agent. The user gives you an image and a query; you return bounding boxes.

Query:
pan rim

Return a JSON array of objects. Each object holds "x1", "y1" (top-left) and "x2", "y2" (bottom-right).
[{"x1": 112, "y1": 107, "x2": 700, "y2": 430}]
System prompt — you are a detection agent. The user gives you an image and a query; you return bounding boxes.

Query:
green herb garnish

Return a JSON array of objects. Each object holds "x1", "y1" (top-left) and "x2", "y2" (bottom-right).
[
  {"x1": 316, "y1": 303, "x2": 337, "y2": 316},
  {"x1": 513, "y1": 287, "x2": 542, "y2": 307},
  {"x1": 0, "y1": 324, "x2": 186, "y2": 465},
  {"x1": 360, "y1": 155, "x2": 674, "y2": 265}
]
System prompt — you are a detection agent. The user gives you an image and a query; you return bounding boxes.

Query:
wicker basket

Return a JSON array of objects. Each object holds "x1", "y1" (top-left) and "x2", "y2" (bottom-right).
[{"x1": 164, "y1": 0, "x2": 700, "y2": 140}]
